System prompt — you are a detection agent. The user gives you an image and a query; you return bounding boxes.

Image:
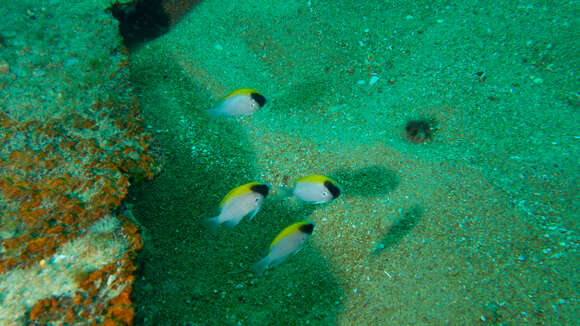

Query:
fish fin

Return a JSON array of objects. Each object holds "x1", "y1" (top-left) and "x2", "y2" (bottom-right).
[
  {"x1": 251, "y1": 256, "x2": 270, "y2": 276},
  {"x1": 202, "y1": 217, "x2": 220, "y2": 235},
  {"x1": 223, "y1": 220, "x2": 238, "y2": 228},
  {"x1": 281, "y1": 186, "x2": 294, "y2": 198},
  {"x1": 269, "y1": 255, "x2": 288, "y2": 268},
  {"x1": 206, "y1": 107, "x2": 220, "y2": 122},
  {"x1": 249, "y1": 207, "x2": 260, "y2": 221},
  {"x1": 269, "y1": 186, "x2": 294, "y2": 201}
]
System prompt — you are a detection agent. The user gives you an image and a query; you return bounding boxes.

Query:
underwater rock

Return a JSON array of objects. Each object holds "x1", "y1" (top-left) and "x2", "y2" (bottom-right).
[
  {"x1": 111, "y1": 0, "x2": 201, "y2": 47},
  {"x1": 0, "y1": 1, "x2": 162, "y2": 324}
]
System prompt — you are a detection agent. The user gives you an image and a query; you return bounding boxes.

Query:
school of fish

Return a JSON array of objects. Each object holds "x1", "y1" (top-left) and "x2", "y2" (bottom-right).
[{"x1": 203, "y1": 89, "x2": 341, "y2": 276}]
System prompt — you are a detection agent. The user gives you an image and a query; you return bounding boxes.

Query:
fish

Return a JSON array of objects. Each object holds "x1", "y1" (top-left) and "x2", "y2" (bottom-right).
[
  {"x1": 202, "y1": 182, "x2": 269, "y2": 234},
  {"x1": 251, "y1": 221, "x2": 314, "y2": 276},
  {"x1": 289, "y1": 175, "x2": 341, "y2": 204},
  {"x1": 208, "y1": 88, "x2": 266, "y2": 117}
]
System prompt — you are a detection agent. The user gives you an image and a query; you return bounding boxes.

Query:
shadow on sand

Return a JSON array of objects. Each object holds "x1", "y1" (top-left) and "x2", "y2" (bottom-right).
[{"x1": 127, "y1": 52, "x2": 342, "y2": 325}]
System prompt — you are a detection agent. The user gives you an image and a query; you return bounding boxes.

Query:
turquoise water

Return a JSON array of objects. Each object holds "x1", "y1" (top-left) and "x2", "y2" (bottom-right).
[
  {"x1": 126, "y1": 1, "x2": 578, "y2": 325},
  {"x1": 1, "y1": 0, "x2": 577, "y2": 325}
]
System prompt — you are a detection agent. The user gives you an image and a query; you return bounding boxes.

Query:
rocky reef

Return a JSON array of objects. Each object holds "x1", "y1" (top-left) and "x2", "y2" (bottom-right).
[{"x1": 0, "y1": 1, "x2": 162, "y2": 324}]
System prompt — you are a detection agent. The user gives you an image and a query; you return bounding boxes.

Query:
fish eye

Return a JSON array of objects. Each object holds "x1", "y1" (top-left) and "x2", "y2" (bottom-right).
[{"x1": 322, "y1": 191, "x2": 329, "y2": 197}]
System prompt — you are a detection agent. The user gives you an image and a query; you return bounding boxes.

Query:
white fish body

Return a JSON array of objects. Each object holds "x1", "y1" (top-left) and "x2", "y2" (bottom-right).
[
  {"x1": 252, "y1": 232, "x2": 308, "y2": 276},
  {"x1": 218, "y1": 192, "x2": 263, "y2": 224},
  {"x1": 251, "y1": 222, "x2": 314, "y2": 276},
  {"x1": 203, "y1": 193, "x2": 262, "y2": 233},
  {"x1": 209, "y1": 94, "x2": 259, "y2": 117},
  {"x1": 292, "y1": 181, "x2": 333, "y2": 204},
  {"x1": 208, "y1": 88, "x2": 266, "y2": 117}
]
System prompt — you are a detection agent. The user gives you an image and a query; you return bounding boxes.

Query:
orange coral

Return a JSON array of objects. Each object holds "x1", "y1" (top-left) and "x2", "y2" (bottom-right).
[
  {"x1": 9, "y1": 150, "x2": 37, "y2": 168},
  {"x1": 28, "y1": 298, "x2": 49, "y2": 320},
  {"x1": 0, "y1": 257, "x2": 19, "y2": 274},
  {"x1": 107, "y1": 289, "x2": 134, "y2": 324},
  {"x1": 101, "y1": 318, "x2": 118, "y2": 326},
  {"x1": 71, "y1": 115, "x2": 98, "y2": 130},
  {"x1": 2, "y1": 234, "x2": 32, "y2": 251},
  {"x1": 42, "y1": 159, "x2": 57, "y2": 169},
  {"x1": 107, "y1": 305, "x2": 134, "y2": 325},
  {"x1": 19, "y1": 236, "x2": 64, "y2": 267},
  {"x1": 0, "y1": 111, "x2": 17, "y2": 128},
  {"x1": 28, "y1": 295, "x2": 82, "y2": 324},
  {"x1": 1, "y1": 45, "x2": 161, "y2": 325},
  {"x1": 0, "y1": 176, "x2": 33, "y2": 200},
  {"x1": 20, "y1": 207, "x2": 48, "y2": 225},
  {"x1": 0, "y1": 8, "x2": 163, "y2": 324}
]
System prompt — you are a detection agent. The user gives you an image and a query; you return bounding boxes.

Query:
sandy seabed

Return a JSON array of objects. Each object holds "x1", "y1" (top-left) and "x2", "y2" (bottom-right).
[{"x1": 127, "y1": 1, "x2": 578, "y2": 325}]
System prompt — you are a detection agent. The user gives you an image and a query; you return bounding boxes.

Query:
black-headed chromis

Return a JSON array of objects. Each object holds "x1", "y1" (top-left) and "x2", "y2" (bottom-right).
[
  {"x1": 290, "y1": 175, "x2": 341, "y2": 204},
  {"x1": 251, "y1": 221, "x2": 314, "y2": 276},
  {"x1": 203, "y1": 182, "x2": 269, "y2": 234},
  {"x1": 208, "y1": 88, "x2": 266, "y2": 117}
]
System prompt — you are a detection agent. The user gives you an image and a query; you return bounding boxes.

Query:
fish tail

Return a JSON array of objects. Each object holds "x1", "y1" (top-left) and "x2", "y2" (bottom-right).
[
  {"x1": 269, "y1": 186, "x2": 293, "y2": 201},
  {"x1": 251, "y1": 256, "x2": 270, "y2": 276},
  {"x1": 207, "y1": 110, "x2": 217, "y2": 122},
  {"x1": 202, "y1": 216, "x2": 220, "y2": 235},
  {"x1": 281, "y1": 186, "x2": 294, "y2": 197},
  {"x1": 223, "y1": 219, "x2": 239, "y2": 228},
  {"x1": 207, "y1": 102, "x2": 227, "y2": 120},
  {"x1": 269, "y1": 255, "x2": 288, "y2": 268}
]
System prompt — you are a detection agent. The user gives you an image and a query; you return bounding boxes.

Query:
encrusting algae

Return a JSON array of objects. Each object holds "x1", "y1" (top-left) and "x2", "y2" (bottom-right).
[{"x1": 0, "y1": 0, "x2": 162, "y2": 324}]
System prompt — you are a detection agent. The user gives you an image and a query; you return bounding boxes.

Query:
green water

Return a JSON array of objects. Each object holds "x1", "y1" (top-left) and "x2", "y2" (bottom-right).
[{"x1": 127, "y1": 0, "x2": 579, "y2": 325}]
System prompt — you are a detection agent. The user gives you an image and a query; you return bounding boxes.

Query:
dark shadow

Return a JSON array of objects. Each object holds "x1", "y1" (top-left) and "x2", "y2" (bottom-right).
[
  {"x1": 331, "y1": 165, "x2": 400, "y2": 197},
  {"x1": 110, "y1": 0, "x2": 170, "y2": 47},
  {"x1": 110, "y1": 0, "x2": 202, "y2": 48},
  {"x1": 183, "y1": 198, "x2": 342, "y2": 325},
  {"x1": 274, "y1": 78, "x2": 330, "y2": 112},
  {"x1": 126, "y1": 49, "x2": 342, "y2": 325},
  {"x1": 372, "y1": 206, "x2": 423, "y2": 254}
]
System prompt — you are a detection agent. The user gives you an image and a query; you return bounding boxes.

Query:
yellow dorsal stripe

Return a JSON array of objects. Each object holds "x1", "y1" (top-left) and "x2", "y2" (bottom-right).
[
  {"x1": 224, "y1": 88, "x2": 259, "y2": 99},
  {"x1": 294, "y1": 174, "x2": 337, "y2": 185},
  {"x1": 219, "y1": 182, "x2": 262, "y2": 208},
  {"x1": 270, "y1": 221, "x2": 310, "y2": 249}
]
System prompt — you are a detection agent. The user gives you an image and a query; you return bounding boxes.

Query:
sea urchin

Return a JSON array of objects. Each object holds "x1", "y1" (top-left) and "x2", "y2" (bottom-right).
[{"x1": 405, "y1": 118, "x2": 437, "y2": 144}]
